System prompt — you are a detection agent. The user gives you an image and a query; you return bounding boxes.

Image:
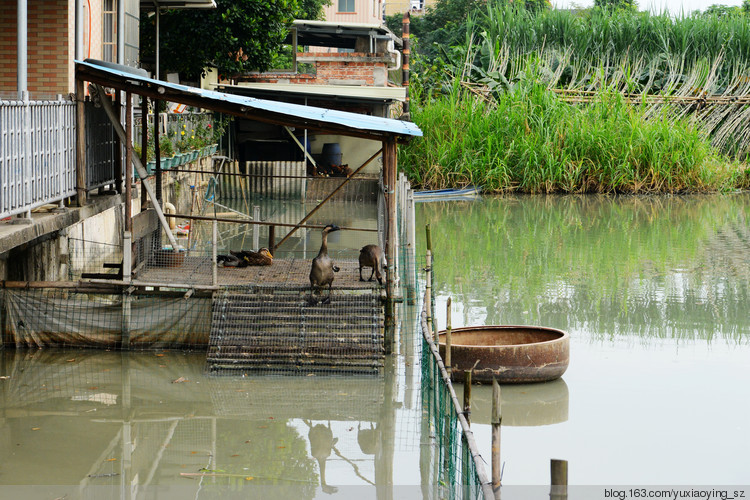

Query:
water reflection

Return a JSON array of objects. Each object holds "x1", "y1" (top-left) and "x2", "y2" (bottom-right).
[
  {"x1": 419, "y1": 193, "x2": 750, "y2": 343},
  {"x1": 0, "y1": 348, "x2": 404, "y2": 499},
  {"x1": 454, "y1": 379, "x2": 569, "y2": 426}
]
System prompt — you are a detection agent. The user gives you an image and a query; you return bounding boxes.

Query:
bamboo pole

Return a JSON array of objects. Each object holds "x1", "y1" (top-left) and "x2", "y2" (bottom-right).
[
  {"x1": 463, "y1": 370, "x2": 472, "y2": 427},
  {"x1": 550, "y1": 459, "x2": 568, "y2": 500},
  {"x1": 212, "y1": 219, "x2": 218, "y2": 286},
  {"x1": 425, "y1": 249, "x2": 434, "y2": 340},
  {"x1": 420, "y1": 307, "x2": 494, "y2": 500},
  {"x1": 446, "y1": 296, "x2": 452, "y2": 376},
  {"x1": 492, "y1": 378, "x2": 502, "y2": 499}
]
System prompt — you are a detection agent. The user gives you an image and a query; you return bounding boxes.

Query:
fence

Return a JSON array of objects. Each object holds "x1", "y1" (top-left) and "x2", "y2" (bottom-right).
[
  {"x1": 0, "y1": 96, "x2": 121, "y2": 219},
  {"x1": 0, "y1": 96, "x2": 76, "y2": 219}
]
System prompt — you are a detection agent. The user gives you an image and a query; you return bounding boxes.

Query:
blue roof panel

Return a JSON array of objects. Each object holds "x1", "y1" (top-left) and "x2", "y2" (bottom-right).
[{"x1": 76, "y1": 59, "x2": 422, "y2": 139}]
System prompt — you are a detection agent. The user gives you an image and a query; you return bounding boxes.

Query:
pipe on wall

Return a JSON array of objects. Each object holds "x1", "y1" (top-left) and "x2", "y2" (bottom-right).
[{"x1": 17, "y1": 0, "x2": 27, "y2": 96}]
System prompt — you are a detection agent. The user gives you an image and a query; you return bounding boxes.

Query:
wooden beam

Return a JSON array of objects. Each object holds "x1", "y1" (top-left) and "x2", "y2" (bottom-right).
[
  {"x1": 75, "y1": 78, "x2": 86, "y2": 206},
  {"x1": 383, "y1": 137, "x2": 397, "y2": 343},
  {"x1": 125, "y1": 91, "x2": 132, "y2": 231}
]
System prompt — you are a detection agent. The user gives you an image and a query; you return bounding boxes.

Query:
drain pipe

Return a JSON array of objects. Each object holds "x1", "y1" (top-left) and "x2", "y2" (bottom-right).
[
  {"x1": 401, "y1": 11, "x2": 410, "y2": 120},
  {"x1": 17, "y1": 0, "x2": 27, "y2": 97}
]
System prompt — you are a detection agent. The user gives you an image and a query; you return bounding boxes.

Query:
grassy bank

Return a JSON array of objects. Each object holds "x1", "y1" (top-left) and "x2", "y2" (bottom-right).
[{"x1": 400, "y1": 81, "x2": 749, "y2": 193}]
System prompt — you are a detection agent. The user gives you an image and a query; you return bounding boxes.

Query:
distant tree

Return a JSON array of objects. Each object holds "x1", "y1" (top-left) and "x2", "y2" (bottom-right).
[
  {"x1": 593, "y1": 0, "x2": 637, "y2": 11},
  {"x1": 744, "y1": 0, "x2": 750, "y2": 14},
  {"x1": 140, "y1": 0, "x2": 330, "y2": 80},
  {"x1": 702, "y1": 3, "x2": 741, "y2": 15}
]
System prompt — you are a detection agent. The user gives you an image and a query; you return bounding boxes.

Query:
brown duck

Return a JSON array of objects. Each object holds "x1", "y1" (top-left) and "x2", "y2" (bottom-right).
[
  {"x1": 358, "y1": 244, "x2": 384, "y2": 285},
  {"x1": 309, "y1": 224, "x2": 340, "y2": 304},
  {"x1": 231, "y1": 248, "x2": 273, "y2": 266}
]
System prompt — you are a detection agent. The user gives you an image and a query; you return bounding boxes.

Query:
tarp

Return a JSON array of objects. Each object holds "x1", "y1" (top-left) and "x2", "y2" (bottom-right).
[{"x1": 3, "y1": 289, "x2": 211, "y2": 348}]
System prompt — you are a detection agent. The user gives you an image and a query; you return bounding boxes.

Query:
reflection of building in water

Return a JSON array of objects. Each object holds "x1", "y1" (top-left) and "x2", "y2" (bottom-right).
[
  {"x1": 0, "y1": 349, "x2": 410, "y2": 498},
  {"x1": 454, "y1": 379, "x2": 569, "y2": 426}
]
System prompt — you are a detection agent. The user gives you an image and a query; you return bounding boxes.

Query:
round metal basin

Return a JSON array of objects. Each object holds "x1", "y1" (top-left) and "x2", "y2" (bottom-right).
[{"x1": 438, "y1": 325, "x2": 569, "y2": 384}]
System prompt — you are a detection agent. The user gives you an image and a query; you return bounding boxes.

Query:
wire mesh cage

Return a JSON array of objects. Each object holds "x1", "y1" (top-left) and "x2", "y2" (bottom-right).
[{"x1": 206, "y1": 284, "x2": 384, "y2": 376}]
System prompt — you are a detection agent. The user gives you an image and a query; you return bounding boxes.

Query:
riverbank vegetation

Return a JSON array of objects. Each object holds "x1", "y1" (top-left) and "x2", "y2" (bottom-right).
[{"x1": 393, "y1": 4, "x2": 750, "y2": 193}]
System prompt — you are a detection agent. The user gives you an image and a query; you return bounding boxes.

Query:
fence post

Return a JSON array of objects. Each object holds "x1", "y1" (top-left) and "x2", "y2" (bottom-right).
[
  {"x1": 75, "y1": 79, "x2": 87, "y2": 206},
  {"x1": 551, "y1": 459, "x2": 568, "y2": 500},
  {"x1": 492, "y1": 378, "x2": 502, "y2": 499},
  {"x1": 212, "y1": 219, "x2": 218, "y2": 286},
  {"x1": 253, "y1": 205, "x2": 260, "y2": 250},
  {"x1": 445, "y1": 297, "x2": 452, "y2": 376}
]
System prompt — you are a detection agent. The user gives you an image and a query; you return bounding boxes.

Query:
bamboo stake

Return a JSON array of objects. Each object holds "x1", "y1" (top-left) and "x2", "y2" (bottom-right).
[
  {"x1": 492, "y1": 378, "x2": 502, "y2": 499},
  {"x1": 446, "y1": 296, "x2": 452, "y2": 376},
  {"x1": 551, "y1": 459, "x2": 568, "y2": 500},
  {"x1": 425, "y1": 249, "x2": 434, "y2": 341},
  {"x1": 463, "y1": 370, "x2": 472, "y2": 426}
]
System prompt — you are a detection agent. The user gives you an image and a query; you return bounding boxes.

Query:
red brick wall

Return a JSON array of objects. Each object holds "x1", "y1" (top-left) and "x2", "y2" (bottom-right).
[
  {"x1": 0, "y1": 0, "x2": 71, "y2": 97},
  {"x1": 240, "y1": 53, "x2": 388, "y2": 87}
]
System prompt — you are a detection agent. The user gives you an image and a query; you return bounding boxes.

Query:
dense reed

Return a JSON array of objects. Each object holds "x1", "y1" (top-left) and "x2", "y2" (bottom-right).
[
  {"x1": 401, "y1": 78, "x2": 749, "y2": 193},
  {"x1": 400, "y1": 6, "x2": 750, "y2": 192}
]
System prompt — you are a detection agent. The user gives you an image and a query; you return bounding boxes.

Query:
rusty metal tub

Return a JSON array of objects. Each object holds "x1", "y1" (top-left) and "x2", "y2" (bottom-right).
[{"x1": 438, "y1": 325, "x2": 569, "y2": 383}]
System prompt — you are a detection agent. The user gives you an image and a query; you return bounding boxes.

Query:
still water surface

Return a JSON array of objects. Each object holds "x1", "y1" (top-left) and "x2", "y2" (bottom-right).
[
  {"x1": 420, "y1": 194, "x2": 750, "y2": 487},
  {"x1": 1, "y1": 194, "x2": 749, "y2": 497}
]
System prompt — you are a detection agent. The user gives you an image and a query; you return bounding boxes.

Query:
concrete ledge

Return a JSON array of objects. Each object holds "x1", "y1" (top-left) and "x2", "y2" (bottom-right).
[{"x1": 0, "y1": 193, "x2": 125, "y2": 255}]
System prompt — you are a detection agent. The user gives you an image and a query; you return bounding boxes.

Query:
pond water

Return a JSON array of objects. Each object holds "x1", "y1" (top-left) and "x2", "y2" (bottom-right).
[
  {"x1": 1, "y1": 193, "x2": 749, "y2": 498},
  {"x1": 419, "y1": 194, "x2": 750, "y2": 488}
]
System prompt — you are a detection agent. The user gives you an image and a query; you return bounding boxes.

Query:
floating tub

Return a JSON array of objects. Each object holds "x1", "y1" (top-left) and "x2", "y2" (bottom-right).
[{"x1": 438, "y1": 325, "x2": 569, "y2": 383}]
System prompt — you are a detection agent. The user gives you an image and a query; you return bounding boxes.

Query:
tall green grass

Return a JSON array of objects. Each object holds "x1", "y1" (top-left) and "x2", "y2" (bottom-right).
[
  {"x1": 427, "y1": 7, "x2": 750, "y2": 160},
  {"x1": 401, "y1": 78, "x2": 749, "y2": 193}
]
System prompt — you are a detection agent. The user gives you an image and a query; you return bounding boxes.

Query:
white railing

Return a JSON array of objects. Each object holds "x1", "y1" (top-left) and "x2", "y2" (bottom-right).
[{"x1": 1, "y1": 96, "x2": 77, "y2": 219}]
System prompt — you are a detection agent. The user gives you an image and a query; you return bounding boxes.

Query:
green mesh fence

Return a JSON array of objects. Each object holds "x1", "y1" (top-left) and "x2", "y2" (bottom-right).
[{"x1": 420, "y1": 326, "x2": 488, "y2": 500}]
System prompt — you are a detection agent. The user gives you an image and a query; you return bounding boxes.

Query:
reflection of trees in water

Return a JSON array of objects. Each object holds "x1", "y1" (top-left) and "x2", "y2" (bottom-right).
[{"x1": 418, "y1": 194, "x2": 750, "y2": 342}]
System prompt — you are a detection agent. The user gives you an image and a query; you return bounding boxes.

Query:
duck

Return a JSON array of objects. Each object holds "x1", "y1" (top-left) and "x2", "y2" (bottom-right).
[
  {"x1": 216, "y1": 254, "x2": 246, "y2": 267},
  {"x1": 358, "y1": 244, "x2": 384, "y2": 285},
  {"x1": 309, "y1": 224, "x2": 341, "y2": 304},
  {"x1": 230, "y1": 248, "x2": 273, "y2": 266}
]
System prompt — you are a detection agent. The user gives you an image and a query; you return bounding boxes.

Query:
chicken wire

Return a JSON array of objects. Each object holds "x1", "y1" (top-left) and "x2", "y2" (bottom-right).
[{"x1": 206, "y1": 284, "x2": 385, "y2": 376}]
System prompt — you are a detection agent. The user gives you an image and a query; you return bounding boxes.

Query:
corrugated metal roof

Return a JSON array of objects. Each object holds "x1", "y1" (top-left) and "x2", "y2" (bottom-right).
[
  {"x1": 219, "y1": 82, "x2": 407, "y2": 103},
  {"x1": 76, "y1": 59, "x2": 422, "y2": 141}
]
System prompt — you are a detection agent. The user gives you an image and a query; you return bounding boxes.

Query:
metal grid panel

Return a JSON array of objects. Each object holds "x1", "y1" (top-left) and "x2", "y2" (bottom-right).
[{"x1": 206, "y1": 284, "x2": 384, "y2": 375}]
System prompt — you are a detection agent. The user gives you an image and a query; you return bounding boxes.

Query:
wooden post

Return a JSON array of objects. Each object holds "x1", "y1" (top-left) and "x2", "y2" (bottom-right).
[
  {"x1": 212, "y1": 220, "x2": 218, "y2": 286},
  {"x1": 402, "y1": 11, "x2": 410, "y2": 120},
  {"x1": 114, "y1": 91, "x2": 124, "y2": 194},
  {"x1": 154, "y1": 100, "x2": 162, "y2": 204},
  {"x1": 125, "y1": 92, "x2": 132, "y2": 232},
  {"x1": 445, "y1": 296, "x2": 452, "y2": 376},
  {"x1": 140, "y1": 97, "x2": 148, "y2": 207},
  {"x1": 253, "y1": 205, "x2": 261, "y2": 250},
  {"x1": 463, "y1": 370, "x2": 472, "y2": 426},
  {"x1": 267, "y1": 225, "x2": 275, "y2": 256},
  {"x1": 492, "y1": 378, "x2": 502, "y2": 499},
  {"x1": 384, "y1": 137, "x2": 397, "y2": 353},
  {"x1": 550, "y1": 459, "x2": 568, "y2": 500},
  {"x1": 425, "y1": 249, "x2": 434, "y2": 340},
  {"x1": 75, "y1": 78, "x2": 86, "y2": 206}
]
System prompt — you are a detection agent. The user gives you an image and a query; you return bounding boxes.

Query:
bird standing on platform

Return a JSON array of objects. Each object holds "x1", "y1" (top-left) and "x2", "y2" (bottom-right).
[
  {"x1": 358, "y1": 244, "x2": 384, "y2": 285},
  {"x1": 309, "y1": 224, "x2": 340, "y2": 305}
]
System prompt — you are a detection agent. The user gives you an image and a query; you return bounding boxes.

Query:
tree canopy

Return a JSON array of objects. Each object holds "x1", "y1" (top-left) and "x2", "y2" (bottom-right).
[{"x1": 140, "y1": 0, "x2": 330, "y2": 80}]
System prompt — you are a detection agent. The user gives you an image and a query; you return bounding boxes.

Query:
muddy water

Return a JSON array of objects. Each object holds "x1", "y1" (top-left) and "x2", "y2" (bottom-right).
[
  {"x1": 2, "y1": 193, "x2": 749, "y2": 497},
  {"x1": 420, "y1": 194, "x2": 750, "y2": 487}
]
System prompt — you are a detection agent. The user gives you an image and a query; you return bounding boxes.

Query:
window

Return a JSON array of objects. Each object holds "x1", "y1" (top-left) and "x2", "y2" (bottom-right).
[
  {"x1": 102, "y1": 0, "x2": 117, "y2": 62},
  {"x1": 338, "y1": 0, "x2": 355, "y2": 13}
]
